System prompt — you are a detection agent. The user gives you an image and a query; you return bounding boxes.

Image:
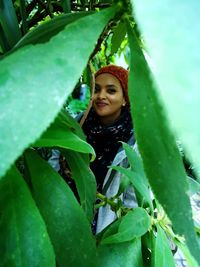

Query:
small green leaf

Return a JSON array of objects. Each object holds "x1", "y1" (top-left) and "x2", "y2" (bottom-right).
[
  {"x1": 97, "y1": 238, "x2": 143, "y2": 267},
  {"x1": 111, "y1": 21, "x2": 126, "y2": 55},
  {"x1": 62, "y1": 150, "x2": 96, "y2": 222},
  {"x1": 122, "y1": 142, "x2": 152, "y2": 207},
  {"x1": 0, "y1": 6, "x2": 117, "y2": 178},
  {"x1": 152, "y1": 225, "x2": 175, "y2": 267},
  {"x1": 111, "y1": 166, "x2": 152, "y2": 208},
  {"x1": 0, "y1": 165, "x2": 55, "y2": 267},
  {"x1": 101, "y1": 207, "x2": 150, "y2": 244},
  {"x1": 25, "y1": 149, "x2": 98, "y2": 267},
  {"x1": 34, "y1": 109, "x2": 95, "y2": 157},
  {"x1": 127, "y1": 24, "x2": 200, "y2": 264}
]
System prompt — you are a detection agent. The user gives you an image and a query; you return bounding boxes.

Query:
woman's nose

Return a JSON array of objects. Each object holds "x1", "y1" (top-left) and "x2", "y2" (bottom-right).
[{"x1": 97, "y1": 89, "x2": 106, "y2": 99}]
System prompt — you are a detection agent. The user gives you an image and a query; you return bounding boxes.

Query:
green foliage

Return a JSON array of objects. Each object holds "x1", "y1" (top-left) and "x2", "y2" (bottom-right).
[
  {"x1": 131, "y1": 0, "x2": 200, "y2": 178},
  {"x1": 0, "y1": 0, "x2": 200, "y2": 266},
  {"x1": 0, "y1": 6, "x2": 116, "y2": 178},
  {"x1": 127, "y1": 24, "x2": 200, "y2": 263},
  {"x1": 101, "y1": 208, "x2": 150, "y2": 244},
  {"x1": 25, "y1": 149, "x2": 97, "y2": 267},
  {"x1": 0, "y1": 165, "x2": 55, "y2": 267},
  {"x1": 152, "y1": 225, "x2": 175, "y2": 267}
]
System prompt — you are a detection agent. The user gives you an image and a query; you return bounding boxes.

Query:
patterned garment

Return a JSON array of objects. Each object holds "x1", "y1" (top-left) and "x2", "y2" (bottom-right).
[{"x1": 82, "y1": 107, "x2": 134, "y2": 192}]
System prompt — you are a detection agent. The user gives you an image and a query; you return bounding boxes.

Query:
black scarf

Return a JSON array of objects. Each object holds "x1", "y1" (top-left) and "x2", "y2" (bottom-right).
[{"x1": 82, "y1": 107, "x2": 134, "y2": 191}]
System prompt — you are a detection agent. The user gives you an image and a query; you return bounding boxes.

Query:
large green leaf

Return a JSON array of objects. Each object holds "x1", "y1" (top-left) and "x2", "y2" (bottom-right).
[
  {"x1": 0, "y1": 0, "x2": 21, "y2": 49},
  {"x1": 34, "y1": 109, "x2": 95, "y2": 157},
  {"x1": 131, "y1": 0, "x2": 200, "y2": 178},
  {"x1": 152, "y1": 225, "x2": 175, "y2": 267},
  {"x1": 97, "y1": 238, "x2": 143, "y2": 267},
  {"x1": 25, "y1": 149, "x2": 98, "y2": 267},
  {"x1": 0, "y1": 6, "x2": 117, "y2": 178},
  {"x1": 62, "y1": 150, "x2": 96, "y2": 222},
  {"x1": 101, "y1": 208, "x2": 150, "y2": 244},
  {"x1": 14, "y1": 11, "x2": 93, "y2": 49},
  {"x1": 0, "y1": 165, "x2": 55, "y2": 267},
  {"x1": 127, "y1": 25, "x2": 200, "y2": 263}
]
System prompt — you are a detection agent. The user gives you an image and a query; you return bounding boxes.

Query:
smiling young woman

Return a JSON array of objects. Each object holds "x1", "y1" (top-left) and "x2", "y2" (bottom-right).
[
  {"x1": 81, "y1": 65, "x2": 136, "y2": 232},
  {"x1": 93, "y1": 73, "x2": 126, "y2": 125}
]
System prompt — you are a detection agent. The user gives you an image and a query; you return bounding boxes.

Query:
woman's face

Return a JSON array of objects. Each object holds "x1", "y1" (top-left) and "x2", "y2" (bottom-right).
[{"x1": 93, "y1": 73, "x2": 126, "y2": 125}]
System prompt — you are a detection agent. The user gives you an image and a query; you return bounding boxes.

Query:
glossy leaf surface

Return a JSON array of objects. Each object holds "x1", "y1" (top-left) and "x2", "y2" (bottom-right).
[
  {"x1": 0, "y1": 6, "x2": 116, "y2": 178},
  {"x1": 127, "y1": 25, "x2": 200, "y2": 264},
  {"x1": 0, "y1": 165, "x2": 55, "y2": 267},
  {"x1": 25, "y1": 149, "x2": 98, "y2": 267}
]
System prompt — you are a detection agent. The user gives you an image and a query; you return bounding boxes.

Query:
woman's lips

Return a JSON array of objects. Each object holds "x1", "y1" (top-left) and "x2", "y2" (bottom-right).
[{"x1": 95, "y1": 102, "x2": 108, "y2": 108}]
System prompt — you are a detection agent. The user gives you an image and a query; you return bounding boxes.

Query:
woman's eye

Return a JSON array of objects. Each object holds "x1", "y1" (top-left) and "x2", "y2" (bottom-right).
[
  {"x1": 94, "y1": 86, "x2": 100, "y2": 93},
  {"x1": 107, "y1": 88, "x2": 116, "y2": 94}
]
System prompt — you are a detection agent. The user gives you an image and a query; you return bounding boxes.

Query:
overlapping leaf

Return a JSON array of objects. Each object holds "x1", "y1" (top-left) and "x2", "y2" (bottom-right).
[
  {"x1": 34, "y1": 109, "x2": 95, "y2": 157},
  {"x1": 97, "y1": 238, "x2": 143, "y2": 267},
  {"x1": 111, "y1": 21, "x2": 126, "y2": 55},
  {"x1": 101, "y1": 208, "x2": 150, "y2": 244},
  {"x1": 0, "y1": 6, "x2": 116, "y2": 178},
  {"x1": 14, "y1": 11, "x2": 93, "y2": 49},
  {"x1": 62, "y1": 150, "x2": 96, "y2": 222},
  {"x1": 25, "y1": 149, "x2": 98, "y2": 267},
  {"x1": 127, "y1": 24, "x2": 200, "y2": 264},
  {"x1": 131, "y1": 0, "x2": 200, "y2": 178},
  {"x1": 0, "y1": 165, "x2": 55, "y2": 267}
]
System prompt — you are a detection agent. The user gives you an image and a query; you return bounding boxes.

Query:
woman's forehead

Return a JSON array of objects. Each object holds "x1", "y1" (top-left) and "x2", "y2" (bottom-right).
[{"x1": 95, "y1": 73, "x2": 121, "y2": 86}]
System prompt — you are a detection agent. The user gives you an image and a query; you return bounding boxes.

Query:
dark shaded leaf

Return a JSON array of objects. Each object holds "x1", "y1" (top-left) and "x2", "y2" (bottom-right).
[
  {"x1": 25, "y1": 149, "x2": 98, "y2": 267},
  {"x1": 62, "y1": 0, "x2": 71, "y2": 13},
  {"x1": 0, "y1": 0, "x2": 21, "y2": 49},
  {"x1": 0, "y1": 165, "x2": 55, "y2": 267}
]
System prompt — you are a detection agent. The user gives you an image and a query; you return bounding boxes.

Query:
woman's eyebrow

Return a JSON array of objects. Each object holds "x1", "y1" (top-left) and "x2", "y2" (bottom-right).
[
  {"x1": 106, "y1": 84, "x2": 117, "y2": 89},
  {"x1": 95, "y1": 83, "x2": 101, "y2": 87}
]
